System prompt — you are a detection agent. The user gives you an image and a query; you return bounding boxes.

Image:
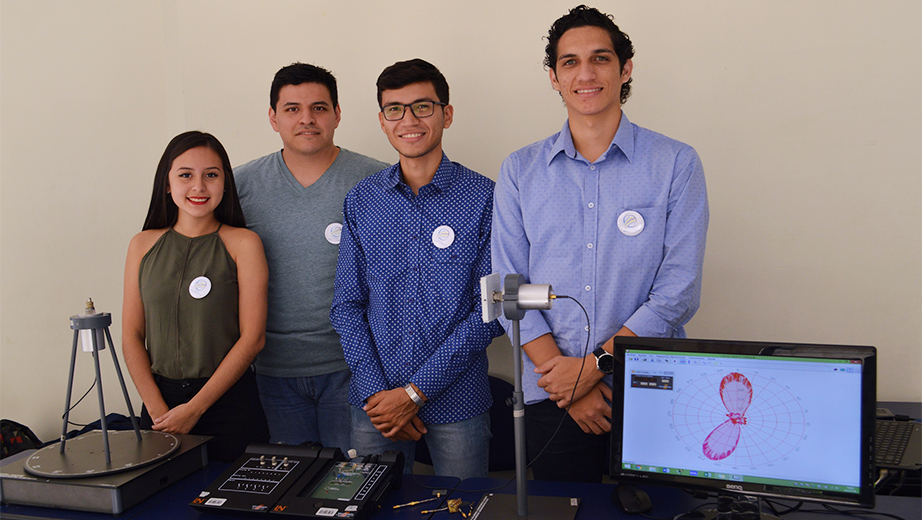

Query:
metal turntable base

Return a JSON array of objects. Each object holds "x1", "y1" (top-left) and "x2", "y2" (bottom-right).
[
  {"x1": 24, "y1": 430, "x2": 179, "y2": 478},
  {"x1": 0, "y1": 432, "x2": 210, "y2": 514}
]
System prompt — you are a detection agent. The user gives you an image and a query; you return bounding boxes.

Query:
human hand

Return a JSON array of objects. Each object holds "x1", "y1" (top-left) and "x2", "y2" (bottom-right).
[
  {"x1": 390, "y1": 415, "x2": 427, "y2": 442},
  {"x1": 364, "y1": 388, "x2": 427, "y2": 438},
  {"x1": 151, "y1": 402, "x2": 204, "y2": 434},
  {"x1": 535, "y1": 355, "x2": 601, "y2": 407},
  {"x1": 567, "y1": 383, "x2": 612, "y2": 435}
]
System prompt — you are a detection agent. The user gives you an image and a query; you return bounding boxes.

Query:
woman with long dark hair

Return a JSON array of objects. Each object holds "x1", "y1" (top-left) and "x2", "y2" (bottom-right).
[{"x1": 122, "y1": 131, "x2": 269, "y2": 461}]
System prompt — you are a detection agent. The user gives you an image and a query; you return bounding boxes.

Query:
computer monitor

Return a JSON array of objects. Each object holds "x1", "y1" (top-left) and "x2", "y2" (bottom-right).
[{"x1": 611, "y1": 337, "x2": 876, "y2": 513}]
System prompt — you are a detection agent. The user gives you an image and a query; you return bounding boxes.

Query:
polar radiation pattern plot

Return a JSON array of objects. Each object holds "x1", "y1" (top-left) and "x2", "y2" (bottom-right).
[
  {"x1": 703, "y1": 373, "x2": 752, "y2": 460},
  {"x1": 672, "y1": 371, "x2": 806, "y2": 468}
]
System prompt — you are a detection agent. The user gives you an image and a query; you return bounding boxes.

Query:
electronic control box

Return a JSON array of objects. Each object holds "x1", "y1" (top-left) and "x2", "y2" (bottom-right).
[{"x1": 191, "y1": 443, "x2": 402, "y2": 518}]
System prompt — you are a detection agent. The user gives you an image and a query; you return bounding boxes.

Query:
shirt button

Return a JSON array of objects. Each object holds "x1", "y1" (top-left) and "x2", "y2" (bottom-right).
[
  {"x1": 590, "y1": 165, "x2": 596, "y2": 171},
  {"x1": 584, "y1": 325, "x2": 590, "y2": 332},
  {"x1": 587, "y1": 243, "x2": 593, "y2": 249},
  {"x1": 585, "y1": 285, "x2": 591, "y2": 291},
  {"x1": 588, "y1": 202, "x2": 594, "y2": 208}
]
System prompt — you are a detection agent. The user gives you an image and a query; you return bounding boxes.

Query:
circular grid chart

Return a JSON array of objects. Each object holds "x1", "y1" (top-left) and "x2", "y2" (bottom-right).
[{"x1": 672, "y1": 371, "x2": 806, "y2": 468}]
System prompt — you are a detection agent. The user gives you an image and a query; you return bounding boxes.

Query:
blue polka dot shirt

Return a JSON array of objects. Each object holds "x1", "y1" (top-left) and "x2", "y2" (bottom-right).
[{"x1": 331, "y1": 153, "x2": 505, "y2": 424}]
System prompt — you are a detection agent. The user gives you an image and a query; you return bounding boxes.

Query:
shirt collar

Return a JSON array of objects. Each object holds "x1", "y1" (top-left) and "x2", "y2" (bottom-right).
[
  {"x1": 381, "y1": 152, "x2": 456, "y2": 194},
  {"x1": 547, "y1": 112, "x2": 635, "y2": 165}
]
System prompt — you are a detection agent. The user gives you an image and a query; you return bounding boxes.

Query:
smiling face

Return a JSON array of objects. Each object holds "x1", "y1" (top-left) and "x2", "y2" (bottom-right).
[
  {"x1": 550, "y1": 25, "x2": 632, "y2": 120},
  {"x1": 378, "y1": 81, "x2": 453, "y2": 163},
  {"x1": 269, "y1": 82, "x2": 341, "y2": 158},
  {"x1": 167, "y1": 146, "x2": 225, "y2": 221}
]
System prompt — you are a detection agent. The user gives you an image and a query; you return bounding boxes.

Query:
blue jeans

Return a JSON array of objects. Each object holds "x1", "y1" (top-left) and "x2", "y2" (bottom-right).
[
  {"x1": 351, "y1": 406, "x2": 491, "y2": 480},
  {"x1": 255, "y1": 370, "x2": 352, "y2": 453}
]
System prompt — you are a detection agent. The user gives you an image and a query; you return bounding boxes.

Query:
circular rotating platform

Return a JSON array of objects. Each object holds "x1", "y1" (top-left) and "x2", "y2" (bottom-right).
[{"x1": 23, "y1": 430, "x2": 180, "y2": 478}]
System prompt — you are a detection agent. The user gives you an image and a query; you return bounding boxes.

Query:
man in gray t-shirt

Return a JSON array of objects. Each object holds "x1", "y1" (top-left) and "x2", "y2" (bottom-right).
[{"x1": 235, "y1": 63, "x2": 386, "y2": 452}]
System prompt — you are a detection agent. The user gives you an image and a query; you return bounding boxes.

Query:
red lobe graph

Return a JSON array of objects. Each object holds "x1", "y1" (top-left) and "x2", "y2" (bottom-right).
[{"x1": 702, "y1": 372, "x2": 753, "y2": 461}]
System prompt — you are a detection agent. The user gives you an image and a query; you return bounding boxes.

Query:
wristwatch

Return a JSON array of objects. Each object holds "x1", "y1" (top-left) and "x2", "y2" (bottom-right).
[
  {"x1": 405, "y1": 384, "x2": 425, "y2": 408},
  {"x1": 593, "y1": 347, "x2": 614, "y2": 374}
]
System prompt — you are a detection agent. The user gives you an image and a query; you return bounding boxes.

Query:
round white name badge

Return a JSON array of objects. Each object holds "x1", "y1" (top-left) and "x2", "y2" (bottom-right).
[
  {"x1": 325, "y1": 223, "x2": 343, "y2": 245},
  {"x1": 189, "y1": 276, "x2": 212, "y2": 299},
  {"x1": 432, "y1": 225, "x2": 455, "y2": 249},
  {"x1": 618, "y1": 210, "x2": 645, "y2": 237}
]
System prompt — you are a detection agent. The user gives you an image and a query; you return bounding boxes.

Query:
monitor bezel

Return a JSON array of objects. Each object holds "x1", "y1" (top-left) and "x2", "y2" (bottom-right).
[{"x1": 610, "y1": 336, "x2": 876, "y2": 508}]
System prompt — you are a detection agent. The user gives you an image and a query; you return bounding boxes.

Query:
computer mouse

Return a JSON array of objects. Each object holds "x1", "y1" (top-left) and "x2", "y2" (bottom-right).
[{"x1": 613, "y1": 484, "x2": 653, "y2": 514}]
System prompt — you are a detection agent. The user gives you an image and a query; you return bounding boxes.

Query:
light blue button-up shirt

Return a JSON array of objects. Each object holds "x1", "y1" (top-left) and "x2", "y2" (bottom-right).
[{"x1": 491, "y1": 114, "x2": 708, "y2": 405}]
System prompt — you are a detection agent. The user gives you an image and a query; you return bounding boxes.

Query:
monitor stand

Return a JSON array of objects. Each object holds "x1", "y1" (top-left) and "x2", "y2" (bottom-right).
[{"x1": 698, "y1": 494, "x2": 782, "y2": 520}]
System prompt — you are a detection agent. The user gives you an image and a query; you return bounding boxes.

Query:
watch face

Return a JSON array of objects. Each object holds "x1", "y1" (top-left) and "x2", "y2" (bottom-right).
[{"x1": 597, "y1": 353, "x2": 614, "y2": 374}]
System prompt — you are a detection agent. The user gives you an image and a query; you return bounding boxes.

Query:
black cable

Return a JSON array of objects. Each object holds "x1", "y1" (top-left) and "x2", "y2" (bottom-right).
[
  {"x1": 60, "y1": 372, "x2": 98, "y2": 428},
  {"x1": 890, "y1": 469, "x2": 907, "y2": 496},
  {"x1": 449, "y1": 293, "x2": 593, "y2": 494},
  {"x1": 815, "y1": 503, "x2": 908, "y2": 520},
  {"x1": 763, "y1": 498, "x2": 803, "y2": 515},
  {"x1": 408, "y1": 471, "x2": 463, "y2": 494},
  {"x1": 519, "y1": 294, "x2": 593, "y2": 472}
]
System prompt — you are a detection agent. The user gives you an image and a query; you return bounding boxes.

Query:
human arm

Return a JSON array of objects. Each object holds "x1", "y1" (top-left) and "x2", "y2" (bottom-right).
[
  {"x1": 490, "y1": 154, "x2": 556, "y2": 347},
  {"x1": 405, "y1": 188, "x2": 504, "y2": 405},
  {"x1": 492, "y1": 151, "x2": 616, "y2": 408},
  {"x1": 151, "y1": 228, "x2": 268, "y2": 434},
  {"x1": 332, "y1": 191, "x2": 422, "y2": 438},
  {"x1": 492, "y1": 155, "x2": 580, "y2": 392},
  {"x1": 622, "y1": 147, "x2": 708, "y2": 337},
  {"x1": 330, "y1": 194, "x2": 390, "y2": 405},
  {"x1": 533, "y1": 326, "x2": 635, "y2": 407},
  {"x1": 121, "y1": 231, "x2": 171, "y2": 422}
]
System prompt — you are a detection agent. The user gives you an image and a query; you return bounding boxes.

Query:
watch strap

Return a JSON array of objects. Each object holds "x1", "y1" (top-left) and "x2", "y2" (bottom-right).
[
  {"x1": 405, "y1": 384, "x2": 425, "y2": 407},
  {"x1": 593, "y1": 347, "x2": 614, "y2": 374}
]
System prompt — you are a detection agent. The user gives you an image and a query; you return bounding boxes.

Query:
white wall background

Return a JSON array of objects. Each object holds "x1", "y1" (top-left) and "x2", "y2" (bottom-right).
[{"x1": 2, "y1": 0, "x2": 920, "y2": 442}]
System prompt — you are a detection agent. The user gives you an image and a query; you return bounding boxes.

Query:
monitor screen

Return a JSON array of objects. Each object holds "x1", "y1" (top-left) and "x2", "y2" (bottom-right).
[{"x1": 610, "y1": 337, "x2": 876, "y2": 508}]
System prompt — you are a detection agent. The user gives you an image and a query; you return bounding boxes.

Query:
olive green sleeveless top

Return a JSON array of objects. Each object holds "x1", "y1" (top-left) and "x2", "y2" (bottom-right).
[{"x1": 139, "y1": 227, "x2": 238, "y2": 379}]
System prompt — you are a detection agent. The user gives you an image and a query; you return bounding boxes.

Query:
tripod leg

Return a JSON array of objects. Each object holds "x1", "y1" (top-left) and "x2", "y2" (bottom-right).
[
  {"x1": 60, "y1": 330, "x2": 81, "y2": 453},
  {"x1": 90, "y1": 331, "x2": 111, "y2": 465},
  {"x1": 104, "y1": 327, "x2": 142, "y2": 441}
]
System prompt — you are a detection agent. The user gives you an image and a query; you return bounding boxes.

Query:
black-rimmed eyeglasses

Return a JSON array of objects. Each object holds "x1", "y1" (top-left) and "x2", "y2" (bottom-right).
[{"x1": 380, "y1": 101, "x2": 447, "y2": 121}]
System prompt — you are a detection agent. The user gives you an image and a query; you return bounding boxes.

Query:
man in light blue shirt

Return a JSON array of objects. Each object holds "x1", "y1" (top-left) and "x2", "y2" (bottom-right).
[{"x1": 491, "y1": 5, "x2": 708, "y2": 482}]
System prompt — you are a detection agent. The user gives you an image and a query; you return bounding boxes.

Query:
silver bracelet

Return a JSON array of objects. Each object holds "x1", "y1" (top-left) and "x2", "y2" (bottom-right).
[{"x1": 404, "y1": 384, "x2": 425, "y2": 407}]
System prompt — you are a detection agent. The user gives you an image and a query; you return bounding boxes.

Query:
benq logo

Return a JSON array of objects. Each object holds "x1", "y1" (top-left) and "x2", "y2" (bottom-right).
[{"x1": 726, "y1": 484, "x2": 744, "y2": 491}]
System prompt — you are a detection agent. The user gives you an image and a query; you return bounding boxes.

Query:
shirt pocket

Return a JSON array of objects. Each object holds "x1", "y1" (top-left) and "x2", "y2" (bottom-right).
[
  {"x1": 609, "y1": 204, "x2": 667, "y2": 261},
  {"x1": 427, "y1": 233, "x2": 479, "y2": 304},
  {"x1": 430, "y1": 233, "x2": 478, "y2": 266}
]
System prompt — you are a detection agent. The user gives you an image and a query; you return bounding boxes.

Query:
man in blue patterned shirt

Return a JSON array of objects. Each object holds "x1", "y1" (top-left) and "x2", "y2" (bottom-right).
[
  {"x1": 491, "y1": 6, "x2": 708, "y2": 482},
  {"x1": 331, "y1": 59, "x2": 504, "y2": 479}
]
